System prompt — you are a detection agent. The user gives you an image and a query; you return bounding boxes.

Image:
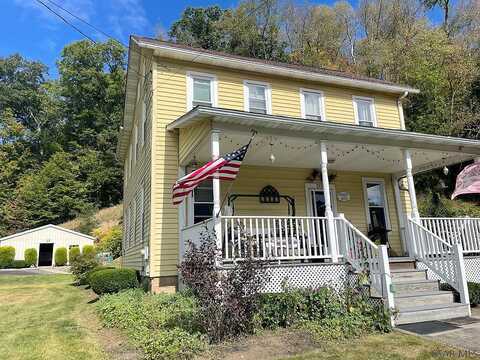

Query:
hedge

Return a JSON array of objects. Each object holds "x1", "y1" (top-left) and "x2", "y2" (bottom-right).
[
  {"x1": 0, "y1": 246, "x2": 15, "y2": 268},
  {"x1": 86, "y1": 266, "x2": 116, "y2": 286},
  {"x1": 468, "y1": 282, "x2": 480, "y2": 306},
  {"x1": 89, "y1": 268, "x2": 139, "y2": 295},
  {"x1": 82, "y1": 245, "x2": 95, "y2": 257},
  {"x1": 69, "y1": 246, "x2": 81, "y2": 263},
  {"x1": 11, "y1": 260, "x2": 27, "y2": 269},
  {"x1": 24, "y1": 248, "x2": 37, "y2": 267},
  {"x1": 54, "y1": 247, "x2": 68, "y2": 266}
]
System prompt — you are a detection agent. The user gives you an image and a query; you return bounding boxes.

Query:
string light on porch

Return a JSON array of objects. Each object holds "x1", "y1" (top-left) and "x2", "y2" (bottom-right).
[{"x1": 269, "y1": 138, "x2": 276, "y2": 163}]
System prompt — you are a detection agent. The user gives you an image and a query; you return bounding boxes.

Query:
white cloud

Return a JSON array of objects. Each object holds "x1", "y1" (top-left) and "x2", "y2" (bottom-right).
[{"x1": 105, "y1": 0, "x2": 150, "y2": 40}]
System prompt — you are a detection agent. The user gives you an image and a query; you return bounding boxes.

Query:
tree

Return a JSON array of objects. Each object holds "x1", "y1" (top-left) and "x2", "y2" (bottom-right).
[
  {"x1": 423, "y1": 0, "x2": 451, "y2": 33},
  {"x1": 168, "y1": 6, "x2": 227, "y2": 50}
]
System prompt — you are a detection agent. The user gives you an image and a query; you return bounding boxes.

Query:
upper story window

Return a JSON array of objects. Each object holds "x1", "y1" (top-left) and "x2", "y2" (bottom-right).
[
  {"x1": 300, "y1": 89, "x2": 325, "y2": 121},
  {"x1": 187, "y1": 72, "x2": 217, "y2": 110},
  {"x1": 244, "y1": 81, "x2": 271, "y2": 114},
  {"x1": 353, "y1": 96, "x2": 377, "y2": 127}
]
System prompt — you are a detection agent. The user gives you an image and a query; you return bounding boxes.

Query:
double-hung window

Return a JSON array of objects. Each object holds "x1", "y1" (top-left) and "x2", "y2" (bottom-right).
[
  {"x1": 301, "y1": 89, "x2": 325, "y2": 121},
  {"x1": 244, "y1": 81, "x2": 271, "y2": 114},
  {"x1": 187, "y1": 72, "x2": 216, "y2": 110},
  {"x1": 353, "y1": 97, "x2": 376, "y2": 127},
  {"x1": 192, "y1": 179, "x2": 214, "y2": 224}
]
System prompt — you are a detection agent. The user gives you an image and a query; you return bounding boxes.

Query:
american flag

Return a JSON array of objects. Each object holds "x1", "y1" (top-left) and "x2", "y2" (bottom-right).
[{"x1": 172, "y1": 143, "x2": 250, "y2": 205}]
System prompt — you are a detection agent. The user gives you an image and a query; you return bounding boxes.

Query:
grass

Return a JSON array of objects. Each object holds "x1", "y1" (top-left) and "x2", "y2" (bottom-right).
[{"x1": 0, "y1": 274, "x2": 108, "y2": 360}]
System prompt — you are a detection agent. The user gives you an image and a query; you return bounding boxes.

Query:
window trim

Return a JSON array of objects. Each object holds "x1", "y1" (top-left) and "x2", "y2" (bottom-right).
[
  {"x1": 300, "y1": 88, "x2": 326, "y2": 121},
  {"x1": 133, "y1": 125, "x2": 138, "y2": 166},
  {"x1": 186, "y1": 71, "x2": 218, "y2": 111},
  {"x1": 305, "y1": 183, "x2": 337, "y2": 217},
  {"x1": 353, "y1": 96, "x2": 377, "y2": 127},
  {"x1": 187, "y1": 179, "x2": 214, "y2": 225},
  {"x1": 361, "y1": 177, "x2": 391, "y2": 231},
  {"x1": 243, "y1": 80, "x2": 272, "y2": 114},
  {"x1": 140, "y1": 98, "x2": 146, "y2": 149}
]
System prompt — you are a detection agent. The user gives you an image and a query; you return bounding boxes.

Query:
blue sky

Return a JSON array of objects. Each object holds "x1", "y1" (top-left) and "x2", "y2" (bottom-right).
[{"x1": 1, "y1": 0, "x2": 444, "y2": 78}]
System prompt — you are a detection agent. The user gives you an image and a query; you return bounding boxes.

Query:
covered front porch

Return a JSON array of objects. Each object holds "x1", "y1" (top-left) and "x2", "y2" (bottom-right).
[{"x1": 171, "y1": 107, "x2": 480, "y2": 313}]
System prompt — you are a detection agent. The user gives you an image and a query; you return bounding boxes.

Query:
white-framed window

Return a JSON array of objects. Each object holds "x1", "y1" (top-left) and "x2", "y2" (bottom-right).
[
  {"x1": 300, "y1": 89, "x2": 326, "y2": 121},
  {"x1": 244, "y1": 80, "x2": 271, "y2": 114},
  {"x1": 131, "y1": 200, "x2": 136, "y2": 246},
  {"x1": 140, "y1": 98, "x2": 146, "y2": 148},
  {"x1": 140, "y1": 185, "x2": 145, "y2": 243},
  {"x1": 128, "y1": 144, "x2": 133, "y2": 179},
  {"x1": 187, "y1": 72, "x2": 217, "y2": 110},
  {"x1": 362, "y1": 178, "x2": 391, "y2": 234},
  {"x1": 353, "y1": 96, "x2": 377, "y2": 127},
  {"x1": 125, "y1": 206, "x2": 130, "y2": 249},
  {"x1": 189, "y1": 179, "x2": 214, "y2": 224},
  {"x1": 133, "y1": 125, "x2": 138, "y2": 165}
]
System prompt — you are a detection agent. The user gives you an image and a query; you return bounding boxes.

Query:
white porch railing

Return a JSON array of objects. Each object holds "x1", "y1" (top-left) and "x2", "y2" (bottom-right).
[
  {"x1": 407, "y1": 217, "x2": 470, "y2": 305},
  {"x1": 220, "y1": 216, "x2": 332, "y2": 261},
  {"x1": 420, "y1": 217, "x2": 480, "y2": 254},
  {"x1": 179, "y1": 218, "x2": 214, "y2": 258},
  {"x1": 336, "y1": 215, "x2": 393, "y2": 304}
]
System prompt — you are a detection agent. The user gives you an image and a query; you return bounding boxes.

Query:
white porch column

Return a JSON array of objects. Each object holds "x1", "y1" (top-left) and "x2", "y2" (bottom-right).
[
  {"x1": 211, "y1": 130, "x2": 222, "y2": 254},
  {"x1": 392, "y1": 175, "x2": 407, "y2": 255},
  {"x1": 320, "y1": 141, "x2": 339, "y2": 262},
  {"x1": 403, "y1": 149, "x2": 420, "y2": 220}
]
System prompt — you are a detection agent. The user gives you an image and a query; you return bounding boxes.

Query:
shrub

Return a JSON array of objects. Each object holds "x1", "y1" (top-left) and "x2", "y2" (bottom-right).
[
  {"x1": 69, "y1": 246, "x2": 81, "y2": 263},
  {"x1": 96, "y1": 289, "x2": 205, "y2": 359},
  {"x1": 468, "y1": 282, "x2": 480, "y2": 306},
  {"x1": 54, "y1": 247, "x2": 68, "y2": 266},
  {"x1": 24, "y1": 248, "x2": 37, "y2": 267},
  {"x1": 94, "y1": 225, "x2": 122, "y2": 259},
  {"x1": 10, "y1": 260, "x2": 27, "y2": 269},
  {"x1": 85, "y1": 266, "x2": 116, "y2": 285},
  {"x1": 70, "y1": 253, "x2": 100, "y2": 284},
  {"x1": 0, "y1": 246, "x2": 15, "y2": 268},
  {"x1": 82, "y1": 244, "x2": 96, "y2": 257},
  {"x1": 89, "y1": 268, "x2": 139, "y2": 294},
  {"x1": 179, "y1": 227, "x2": 268, "y2": 343}
]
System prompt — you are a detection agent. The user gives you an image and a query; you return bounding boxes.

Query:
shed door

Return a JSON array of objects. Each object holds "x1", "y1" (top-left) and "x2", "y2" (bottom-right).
[{"x1": 38, "y1": 243, "x2": 54, "y2": 266}]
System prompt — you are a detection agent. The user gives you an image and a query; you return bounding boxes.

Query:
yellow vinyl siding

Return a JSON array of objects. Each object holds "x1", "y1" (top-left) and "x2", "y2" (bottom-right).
[
  {"x1": 148, "y1": 57, "x2": 405, "y2": 277},
  {"x1": 157, "y1": 58, "x2": 402, "y2": 128},
  {"x1": 122, "y1": 53, "x2": 153, "y2": 272},
  {"x1": 224, "y1": 166, "x2": 403, "y2": 255},
  {"x1": 179, "y1": 121, "x2": 212, "y2": 165}
]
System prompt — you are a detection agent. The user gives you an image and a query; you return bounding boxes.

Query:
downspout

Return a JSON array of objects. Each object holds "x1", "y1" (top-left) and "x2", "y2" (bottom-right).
[{"x1": 394, "y1": 91, "x2": 409, "y2": 254}]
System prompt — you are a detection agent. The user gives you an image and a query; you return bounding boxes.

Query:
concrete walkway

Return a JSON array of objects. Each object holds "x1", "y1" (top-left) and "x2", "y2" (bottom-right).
[{"x1": 398, "y1": 307, "x2": 480, "y2": 355}]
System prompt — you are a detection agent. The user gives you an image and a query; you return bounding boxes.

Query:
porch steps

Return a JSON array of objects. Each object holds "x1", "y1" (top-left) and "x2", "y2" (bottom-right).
[{"x1": 390, "y1": 267, "x2": 470, "y2": 325}]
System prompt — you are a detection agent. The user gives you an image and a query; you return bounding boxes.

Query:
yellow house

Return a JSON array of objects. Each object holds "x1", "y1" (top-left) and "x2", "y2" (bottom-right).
[{"x1": 118, "y1": 36, "x2": 480, "y2": 324}]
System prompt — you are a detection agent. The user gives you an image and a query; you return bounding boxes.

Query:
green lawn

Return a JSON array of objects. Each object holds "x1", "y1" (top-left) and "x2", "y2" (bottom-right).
[{"x1": 0, "y1": 274, "x2": 108, "y2": 360}]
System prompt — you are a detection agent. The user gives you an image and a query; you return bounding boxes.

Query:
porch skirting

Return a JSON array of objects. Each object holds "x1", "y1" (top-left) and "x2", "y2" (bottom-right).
[{"x1": 259, "y1": 262, "x2": 351, "y2": 293}]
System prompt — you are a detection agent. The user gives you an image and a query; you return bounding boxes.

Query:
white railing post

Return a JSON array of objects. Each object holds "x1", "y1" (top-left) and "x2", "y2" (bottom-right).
[
  {"x1": 211, "y1": 130, "x2": 222, "y2": 265},
  {"x1": 338, "y1": 213, "x2": 347, "y2": 257},
  {"x1": 378, "y1": 245, "x2": 395, "y2": 324},
  {"x1": 403, "y1": 149, "x2": 420, "y2": 220},
  {"x1": 454, "y1": 243, "x2": 471, "y2": 313},
  {"x1": 406, "y1": 216, "x2": 418, "y2": 258},
  {"x1": 320, "y1": 141, "x2": 339, "y2": 262}
]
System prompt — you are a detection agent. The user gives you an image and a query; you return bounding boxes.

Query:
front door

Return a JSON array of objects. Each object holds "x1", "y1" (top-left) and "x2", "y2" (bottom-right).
[
  {"x1": 362, "y1": 178, "x2": 390, "y2": 245},
  {"x1": 38, "y1": 243, "x2": 54, "y2": 266},
  {"x1": 305, "y1": 183, "x2": 336, "y2": 217}
]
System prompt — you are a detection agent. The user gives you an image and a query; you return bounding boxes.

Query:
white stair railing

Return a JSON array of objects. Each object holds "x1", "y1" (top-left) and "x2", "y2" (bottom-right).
[
  {"x1": 420, "y1": 217, "x2": 480, "y2": 254},
  {"x1": 407, "y1": 216, "x2": 470, "y2": 305},
  {"x1": 336, "y1": 214, "x2": 394, "y2": 309}
]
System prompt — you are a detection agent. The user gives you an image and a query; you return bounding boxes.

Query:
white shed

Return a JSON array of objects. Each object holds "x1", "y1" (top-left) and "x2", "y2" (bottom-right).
[{"x1": 0, "y1": 225, "x2": 95, "y2": 266}]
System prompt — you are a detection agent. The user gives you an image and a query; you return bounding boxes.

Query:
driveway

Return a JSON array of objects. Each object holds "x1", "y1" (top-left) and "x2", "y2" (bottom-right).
[{"x1": 0, "y1": 267, "x2": 70, "y2": 275}]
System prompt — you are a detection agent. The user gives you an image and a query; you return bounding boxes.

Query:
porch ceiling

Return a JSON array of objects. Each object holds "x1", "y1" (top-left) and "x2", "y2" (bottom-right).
[{"x1": 169, "y1": 107, "x2": 480, "y2": 176}]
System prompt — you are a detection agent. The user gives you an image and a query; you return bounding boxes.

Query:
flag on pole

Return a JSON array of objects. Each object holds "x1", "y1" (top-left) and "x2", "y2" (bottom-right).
[
  {"x1": 451, "y1": 162, "x2": 480, "y2": 199},
  {"x1": 172, "y1": 143, "x2": 251, "y2": 205}
]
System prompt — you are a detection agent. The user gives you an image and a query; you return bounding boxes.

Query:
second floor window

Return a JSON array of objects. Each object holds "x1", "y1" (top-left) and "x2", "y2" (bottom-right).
[
  {"x1": 353, "y1": 97, "x2": 376, "y2": 127},
  {"x1": 245, "y1": 81, "x2": 271, "y2": 114},
  {"x1": 301, "y1": 89, "x2": 324, "y2": 121},
  {"x1": 187, "y1": 72, "x2": 216, "y2": 110}
]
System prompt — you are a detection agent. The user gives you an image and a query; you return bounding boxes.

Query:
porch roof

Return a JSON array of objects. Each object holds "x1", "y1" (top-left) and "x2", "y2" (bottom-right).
[{"x1": 168, "y1": 106, "x2": 480, "y2": 176}]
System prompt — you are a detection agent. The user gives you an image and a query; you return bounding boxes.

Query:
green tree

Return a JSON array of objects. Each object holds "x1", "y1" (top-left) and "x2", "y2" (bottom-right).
[{"x1": 168, "y1": 6, "x2": 227, "y2": 50}]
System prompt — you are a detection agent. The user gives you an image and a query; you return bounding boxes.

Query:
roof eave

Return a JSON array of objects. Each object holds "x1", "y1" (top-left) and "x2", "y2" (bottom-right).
[{"x1": 133, "y1": 37, "x2": 419, "y2": 95}]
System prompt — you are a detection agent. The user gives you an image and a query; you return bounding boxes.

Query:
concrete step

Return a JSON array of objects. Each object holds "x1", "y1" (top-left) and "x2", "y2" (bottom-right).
[
  {"x1": 389, "y1": 258, "x2": 416, "y2": 271},
  {"x1": 391, "y1": 269, "x2": 427, "y2": 282},
  {"x1": 394, "y1": 291, "x2": 454, "y2": 309},
  {"x1": 393, "y1": 279, "x2": 439, "y2": 294},
  {"x1": 395, "y1": 303, "x2": 470, "y2": 325}
]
